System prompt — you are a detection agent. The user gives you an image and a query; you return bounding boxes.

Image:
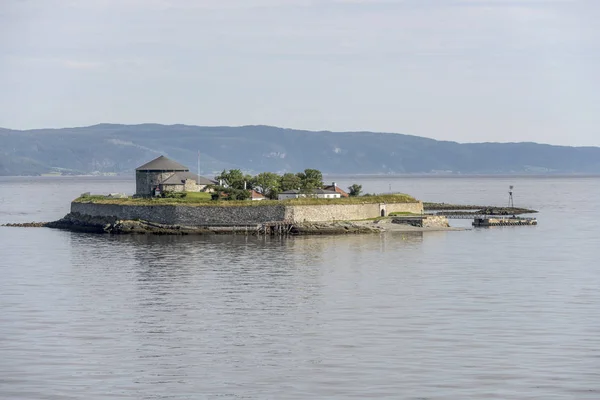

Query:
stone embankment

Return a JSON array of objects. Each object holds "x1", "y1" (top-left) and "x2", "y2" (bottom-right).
[
  {"x1": 69, "y1": 201, "x2": 425, "y2": 226},
  {"x1": 50, "y1": 213, "x2": 217, "y2": 234},
  {"x1": 2, "y1": 214, "x2": 211, "y2": 234},
  {"x1": 292, "y1": 221, "x2": 379, "y2": 235},
  {"x1": 354, "y1": 216, "x2": 458, "y2": 232},
  {"x1": 2, "y1": 215, "x2": 457, "y2": 235}
]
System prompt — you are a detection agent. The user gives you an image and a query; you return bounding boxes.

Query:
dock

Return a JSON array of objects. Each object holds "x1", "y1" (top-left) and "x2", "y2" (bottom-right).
[
  {"x1": 472, "y1": 217, "x2": 537, "y2": 227},
  {"x1": 258, "y1": 221, "x2": 296, "y2": 236},
  {"x1": 425, "y1": 212, "x2": 538, "y2": 228}
]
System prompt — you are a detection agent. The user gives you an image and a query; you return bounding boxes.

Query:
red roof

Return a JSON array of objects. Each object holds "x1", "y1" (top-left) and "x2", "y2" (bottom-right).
[
  {"x1": 323, "y1": 185, "x2": 349, "y2": 197},
  {"x1": 250, "y1": 190, "x2": 266, "y2": 199}
]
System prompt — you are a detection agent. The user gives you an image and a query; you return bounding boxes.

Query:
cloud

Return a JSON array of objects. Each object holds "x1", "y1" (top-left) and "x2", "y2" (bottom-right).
[
  {"x1": 1, "y1": 0, "x2": 598, "y2": 146},
  {"x1": 4, "y1": 55, "x2": 107, "y2": 70},
  {"x1": 329, "y1": 0, "x2": 396, "y2": 3},
  {"x1": 62, "y1": 60, "x2": 102, "y2": 69},
  {"x1": 63, "y1": 0, "x2": 318, "y2": 11}
]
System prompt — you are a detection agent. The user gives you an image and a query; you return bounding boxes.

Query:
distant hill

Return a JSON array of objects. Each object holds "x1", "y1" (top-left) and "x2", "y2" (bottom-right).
[{"x1": 1, "y1": 124, "x2": 599, "y2": 176}]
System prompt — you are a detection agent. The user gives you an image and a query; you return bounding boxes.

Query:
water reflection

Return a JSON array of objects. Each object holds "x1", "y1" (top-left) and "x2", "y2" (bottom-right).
[
  {"x1": 3, "y1": 175, "x2": 600, "y2": 399},
  {"x1": 61, "y1": 232, "x2": 441, "y2": 398}
]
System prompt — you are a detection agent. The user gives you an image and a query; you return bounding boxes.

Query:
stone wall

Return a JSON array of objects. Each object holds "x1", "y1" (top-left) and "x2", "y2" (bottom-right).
[
  {"x1": 137, "y1": 173, "x2": 211, "y2": 195},
  {"x1": 71, "y1": 201, "x2": 424, "y2": 226},
  {"x1": 286, "y1": 203, "x2": 378, "y2": 222},
  {"x1": 71, "y1": 202, "x2": 287, "y2": 226},
  {"x1": 136, "y1": 171, "x2": 175, "y2": 196},
  {"x1": 285, "y1": 202, "x2": 423, "y2": 222},
  {"x1": 386, "y1": 202, "x2": 424, "y2": 215},
  {"x1": 184, "y1": 179, "x2": 199, "y2": 192},
  {"x1": 160, "y1": 180, "x2": 210, "y2": 193},
  {"x1": 161, "y1": 183, "x2": 185, "y2": 192},
  {"x1": 422, "y1": 216, "x2": 449, "y2": 228}
]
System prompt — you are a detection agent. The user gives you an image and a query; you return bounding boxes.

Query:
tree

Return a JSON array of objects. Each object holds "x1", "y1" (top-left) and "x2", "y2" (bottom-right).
[
  {"x1": 211, "y1": 186, "x2": 250, "y2": 201},
  {"x1": 296, "y1": 168, "x2": 323, "y2": 191},
  {"x1": 348, "y1": 184, "x2": 363, "y2": 197},
  {"x1": 243, "y1": 174, "x2": 254, "y2": 190},
  {"x1": 252, "y1": 172, "x2": 281, "y2": 199},
  {"x1": 280, "y1": 173, "x2": 302, "y2": 192},
  {"x1": 214, "y1": 169, "x2": 253, "y2": 190},
  {"x1": 227, "y1": 188, "x2": 251, "y2": 200}
]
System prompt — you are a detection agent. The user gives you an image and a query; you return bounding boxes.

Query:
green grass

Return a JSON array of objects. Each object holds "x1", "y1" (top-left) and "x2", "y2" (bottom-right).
[
  {"x1": 280, "y1": 194, "x2": 417, "y2": 206},
  {"x1": 355, "y1": 211, "x2": 419, "y2": 222},
  {"x1": 388, "y1": 211, "x2": 420, "y2": 216},
  {"x1": 354, "y1": 216, "x2": 387, "y2": 222},
  {"x1": 183, "y1": 192, "x2": 212, "y2": 201},
  {"x1": 74, "y1": 192, "x2": 212, "y2": 205},
  {"x1": 74, "y1": 193, "x2": 418, "y2": 207}
]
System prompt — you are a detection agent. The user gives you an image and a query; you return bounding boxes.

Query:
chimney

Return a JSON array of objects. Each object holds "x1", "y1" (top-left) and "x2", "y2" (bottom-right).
[
  {"x1": 244, "y1": 181, "x2": 247, "y2": 190},
  {"x1": 332, "y1": 182, "x2": 337, "y2": 188}
]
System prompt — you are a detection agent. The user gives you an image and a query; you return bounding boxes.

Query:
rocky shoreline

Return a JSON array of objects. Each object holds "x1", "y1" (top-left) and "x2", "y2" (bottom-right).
[
  {"x1": 2, "y1": 212, "x2": 379, "y2": 235},
  {"x1": 2, "y1": 213, "x2": 460, "y2": 235}
]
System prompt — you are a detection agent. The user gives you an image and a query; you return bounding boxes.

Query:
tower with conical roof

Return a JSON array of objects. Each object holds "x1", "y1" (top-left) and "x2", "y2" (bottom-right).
[{"x1": 135, "y1": 155, "x2": 190, "y2": 196}]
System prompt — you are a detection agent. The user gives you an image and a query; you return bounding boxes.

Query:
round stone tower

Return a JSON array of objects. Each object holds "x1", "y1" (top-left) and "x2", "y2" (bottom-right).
[{"x1": 135, "y1": 155, "x2": 189, "y2": 196}]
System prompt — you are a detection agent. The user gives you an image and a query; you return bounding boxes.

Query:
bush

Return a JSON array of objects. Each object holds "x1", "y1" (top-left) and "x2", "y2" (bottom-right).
[
  {"x1": 348, "y1": 184, "x2": 362, "y2": 197},
  {"x1": 210, "y1": 187, "x2": 251, "y2": 201},
  {"x1": 161, "y1": 191, "x2": 187, "y2": 199},
  {"x1": 73, "y1": 192, "x2": 417, "y2": 207}
]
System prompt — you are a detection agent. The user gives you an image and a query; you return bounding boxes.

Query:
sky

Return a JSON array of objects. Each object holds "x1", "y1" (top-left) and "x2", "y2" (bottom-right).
[{"x1": 0, "y1": 0, "x2": 598, "y2": 146}]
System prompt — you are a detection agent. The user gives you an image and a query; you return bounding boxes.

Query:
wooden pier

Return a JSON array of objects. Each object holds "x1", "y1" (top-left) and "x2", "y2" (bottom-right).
[
  {"x1": 425, "y1": 212, "x2": 538, "y2": 227},
  {"x1": 258, "y1": 221, "x2": 296, "y2": 236},
  {"x1": 472, "y1": 217, "x2": 537, "y2": 227}
]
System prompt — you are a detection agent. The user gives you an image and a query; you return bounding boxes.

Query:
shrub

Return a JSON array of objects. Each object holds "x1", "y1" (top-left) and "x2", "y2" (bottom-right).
[
  {"x1": 348, "y1": 184, "x2": 362, "y2": 197},
  {"x1": 161, "y1": 191, "x2": 187, "y2": 199}
]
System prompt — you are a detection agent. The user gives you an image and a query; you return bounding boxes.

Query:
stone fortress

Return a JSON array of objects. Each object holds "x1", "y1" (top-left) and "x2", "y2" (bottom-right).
[
  {"x1": 65, "y1": 155, "x2": 443, "y2": 233},
  {"x1": 135, "y1": 156, "x2": 216, "y2": 196}
]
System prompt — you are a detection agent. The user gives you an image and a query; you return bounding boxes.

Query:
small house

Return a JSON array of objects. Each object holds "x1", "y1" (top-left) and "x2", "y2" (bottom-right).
[
  {"x1": 250, "y1": 190, "x2": 267, "y2": 201},
  {"x1": 323, "y1": 182, "x2": 349, "y2": 198}
]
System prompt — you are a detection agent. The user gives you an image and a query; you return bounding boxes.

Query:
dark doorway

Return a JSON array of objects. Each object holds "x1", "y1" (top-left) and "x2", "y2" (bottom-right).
[{"x1": 381, "y1": 209, "x2": 386, "y2": 217}]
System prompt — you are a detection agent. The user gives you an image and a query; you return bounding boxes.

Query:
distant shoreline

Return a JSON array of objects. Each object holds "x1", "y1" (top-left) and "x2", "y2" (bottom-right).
[{"x1": 2, "y1": 173, "x2": 600, "y2": 179}]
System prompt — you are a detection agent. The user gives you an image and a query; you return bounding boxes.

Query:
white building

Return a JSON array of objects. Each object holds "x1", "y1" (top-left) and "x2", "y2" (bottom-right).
[{"x1": 278, "y1": 189, "x2": 341, "y2": 200}]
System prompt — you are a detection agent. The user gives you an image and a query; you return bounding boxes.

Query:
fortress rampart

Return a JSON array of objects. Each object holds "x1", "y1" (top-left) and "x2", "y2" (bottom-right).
[{"x1": 70, "y1": 201, "x2": 424, "y2": 226}]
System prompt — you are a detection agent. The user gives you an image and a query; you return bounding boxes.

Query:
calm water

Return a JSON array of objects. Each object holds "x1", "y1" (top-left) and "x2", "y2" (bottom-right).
[{"x1": 1, "y1": 176, "x2": 599, "y2": 399}]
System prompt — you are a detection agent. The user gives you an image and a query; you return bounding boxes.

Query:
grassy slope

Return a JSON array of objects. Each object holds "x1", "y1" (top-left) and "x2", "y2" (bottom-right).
[{"x1": 73, "y1": 193, "x2": 418, "y2": 207}]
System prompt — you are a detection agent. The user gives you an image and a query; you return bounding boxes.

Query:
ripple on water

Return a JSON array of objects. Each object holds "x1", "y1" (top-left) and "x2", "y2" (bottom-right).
[{"x1": 1, "y1": 176, "x2": 600, "y2": 399}]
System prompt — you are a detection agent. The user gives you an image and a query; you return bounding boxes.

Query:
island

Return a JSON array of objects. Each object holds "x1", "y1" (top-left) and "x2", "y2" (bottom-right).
[{"x1": 4, "y1": 156, "x2": 537, "y2": 235}]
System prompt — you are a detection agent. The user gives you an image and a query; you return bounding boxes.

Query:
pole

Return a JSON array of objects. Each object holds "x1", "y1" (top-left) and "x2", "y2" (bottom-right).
[{"x1": 197, "y1": 150, "x2": 200, "y2": 187}]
